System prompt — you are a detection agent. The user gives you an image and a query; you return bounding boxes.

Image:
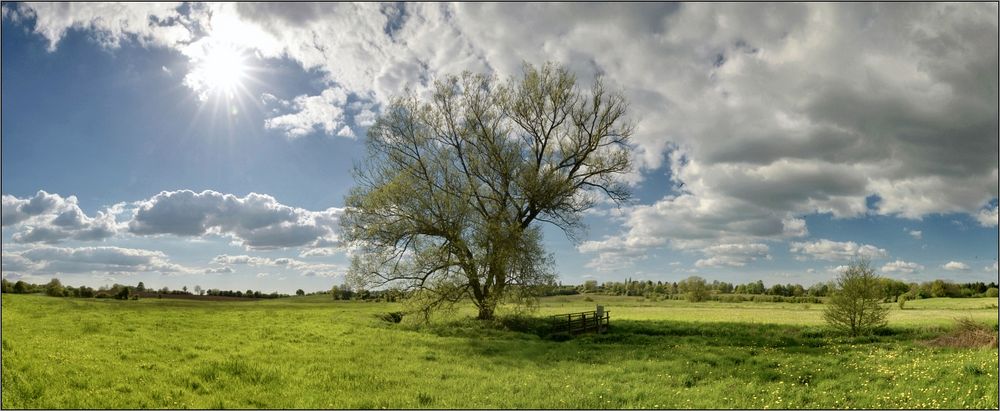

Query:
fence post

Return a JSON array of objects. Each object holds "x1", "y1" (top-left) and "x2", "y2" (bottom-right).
[{"x1": 595, "y1": 305, "x2": 604, "y2": 333}]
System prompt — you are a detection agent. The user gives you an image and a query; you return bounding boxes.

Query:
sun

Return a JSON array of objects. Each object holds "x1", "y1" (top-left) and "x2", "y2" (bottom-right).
[
  {"x1": 200, "y1": 44, "x2": 248, "y2": 96},
  {"x1": 199, "y1": 43, "x2": 249, "y2": 98},
  {"x1": 187, "y1": 40, "x2": 252, "y2": 100}
]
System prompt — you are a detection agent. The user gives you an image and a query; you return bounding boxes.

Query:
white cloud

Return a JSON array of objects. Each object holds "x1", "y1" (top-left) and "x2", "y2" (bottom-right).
[
  {"x1": 827, "y1": 265, "x2": 850, "y2": 274},
  {"x1": 263, "y1": 87, "x2": 351, "y2": 139},
  {"x1": 8, "y1": 3, "x2": 999, "y2": 261},
  {"x1": 211, "y1": 254, "x2": 343, "y2": 278},
  {"x1": 694, "y1": 243, "x2": 770, "y2": 268},
  {"x1": 907, "y1": 230, "x2": 922, "y2": 240},
  {"x1": 577, "y1": 235, "x2": 653, "y2": 272},
  {"x1": 2, "y1": 191, "x2": 121, "y2": 243},
  {"x1": 789, "y1": 239, "x2": 888, "y2": 261},
  {"x1": 204, "y1": 266, "x2": 234, "y2": 274},
  {"x1": 881, "y1": 260, "x2": 924, "y2": 274},
  {"x1": 10, "y1": 246, "x2": 187, "y2": 275},
  {"x1": 976, "y1": 204, "x2": 998, "y2": 227},
  {"x1": 6, "y1": 2, "x2": 190, "y2": 51},
  {"x1": 127, "y1": 190, "x2": 342, "y2": 250},
  {"x1": 942, "y1": 261, "x2": 970, "y2": 271},
  {"x1": 298, "y1": 248, "x2": 338, "y2": 258},
  {"x1": 986, "y1": 261, "x2": 998, "y2": 272}
]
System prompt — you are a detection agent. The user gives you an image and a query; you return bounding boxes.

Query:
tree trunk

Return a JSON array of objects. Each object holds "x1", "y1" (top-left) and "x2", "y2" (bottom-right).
[{"x1": 477, "y1": 305, "x2": 495, "y2": 320}]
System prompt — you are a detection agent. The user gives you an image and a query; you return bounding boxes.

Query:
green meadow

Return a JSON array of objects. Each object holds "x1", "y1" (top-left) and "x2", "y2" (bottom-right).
[{"x1": 2, "y1": 293, "x2": 997, "y2": 409}]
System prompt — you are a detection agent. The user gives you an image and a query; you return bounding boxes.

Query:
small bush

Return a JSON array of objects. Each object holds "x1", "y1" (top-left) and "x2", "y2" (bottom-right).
[
  {"x1": 898, "y1": 295, "x2": 907, "y2": 310},
  {"x1": 378, "y1": 311, "x2": 404, "y2": 323}
]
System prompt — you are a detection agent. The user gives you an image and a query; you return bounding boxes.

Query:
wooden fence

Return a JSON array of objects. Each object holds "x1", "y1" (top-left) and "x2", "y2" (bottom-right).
[{"x1": 551, "y1": 306, "x2": 610, "y2": 334}]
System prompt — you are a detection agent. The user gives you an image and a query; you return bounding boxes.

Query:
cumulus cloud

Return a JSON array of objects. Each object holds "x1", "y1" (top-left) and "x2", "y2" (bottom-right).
[
  {"x1": 789, "y1": 239, "x2": 888, "y2": 262},
  {"x1": 942, "y1": 261, "x2": 970, "y2": 271},
  {"x1": 827, "y1": 265, "x2": 851, "y2": 275},
  {"x1": 977, "y1": 204, "x2": 998, "y2": 227},
  {"x1": 8, "y1": 3, "x2": 998, "y2": 268},
  {"x1": 2, "y1": 191, "x2": 121, "y2": 243},
  {"x1": 128, "y1": 190, "x2": 341, "y2": 250},
  {"x1": 4, "y1": 2, "x2": 191, "y2": 51},
  {"x1": 907, "y1": 230, "x2": 922, "y2": 240},
  {"x1": 8, "y1": 246, "x2": 187, "y2": 275},
  {"x1": 577, "y1": 235, "x2": 653, "y2": 272},
  {"x1": 881, "y1": 260, "x2": 924, "y2": 274},
  {"x1": 263, "y1": 87, "x2": 351, "y2": 139},
  {"x1": 211, "y1": 254, "x2": 343, "y2": 277},
  {"x1": 298, "y1": 248, "x2": 339, "y2": 258},
  {"x1": 694, "y1": 243, "x2": 770, "y2": 268}
]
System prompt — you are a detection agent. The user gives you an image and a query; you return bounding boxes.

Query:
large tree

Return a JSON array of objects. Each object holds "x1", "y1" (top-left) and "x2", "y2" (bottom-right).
[{"x1": 342, "y1": 63, "x2": 633, "y2": 320}]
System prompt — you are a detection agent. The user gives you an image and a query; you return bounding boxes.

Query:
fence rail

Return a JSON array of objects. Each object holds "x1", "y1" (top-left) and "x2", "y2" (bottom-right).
[{"x1": 551, "y1": 307, "x2": 609, "y2": 334}]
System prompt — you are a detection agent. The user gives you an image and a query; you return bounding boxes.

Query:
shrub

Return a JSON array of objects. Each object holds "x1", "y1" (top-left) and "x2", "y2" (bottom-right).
[
  {"x1": 115, "y1": 287, "x2": 131, "y2": 300},
  {"x1": 898, "y1": 295, "x2": 907, "y2": 310},
  {"x1": 378, "y1": 311, "x2": 404, "y2": 323},
  {"x1": 719, "y1": 295, "x2": 747, "y2": 303},
  {"x1": 986, "y1": 287, "x2": 999, "y2": 298},
  {"x1": 824, "y1": 259, "x2": 889, "y2": 336}
]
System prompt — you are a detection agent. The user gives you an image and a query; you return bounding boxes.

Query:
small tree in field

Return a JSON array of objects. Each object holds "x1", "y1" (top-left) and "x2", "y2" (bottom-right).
[
  {"x1": 678, "y1": 276, "x2": 709, "y2": 302},
  {"x1": 824, "y1": 259, "x2": 889, "y2": 336}
]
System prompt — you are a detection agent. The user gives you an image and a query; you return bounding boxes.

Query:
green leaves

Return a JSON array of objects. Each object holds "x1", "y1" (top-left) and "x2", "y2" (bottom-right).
[
  {"x1": 342, "y1": 62, "x2": 633, "y2": 320},
  {"x1": 824, "y1": 259, "x2": 890, "y2": 336}
]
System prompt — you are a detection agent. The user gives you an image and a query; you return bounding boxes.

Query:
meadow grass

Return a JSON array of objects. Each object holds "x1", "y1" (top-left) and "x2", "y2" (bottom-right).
[{"x1": 2, "y1": 293, "x2": 997, "y2": 409}]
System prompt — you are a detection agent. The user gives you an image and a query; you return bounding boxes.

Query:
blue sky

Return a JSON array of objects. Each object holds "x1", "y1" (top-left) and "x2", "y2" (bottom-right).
[{"x1": 2, "y1": 3, "x2": 997, "y2": 293}]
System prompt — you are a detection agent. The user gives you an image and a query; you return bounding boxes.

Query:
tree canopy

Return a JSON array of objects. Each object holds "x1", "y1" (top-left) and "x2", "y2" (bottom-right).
[
  {"x1": 824, "y1": 258, "x2": 890, "y2": 336},
  {"x1": 342, "y1": 62, "x2": 634, "y2": 320}
]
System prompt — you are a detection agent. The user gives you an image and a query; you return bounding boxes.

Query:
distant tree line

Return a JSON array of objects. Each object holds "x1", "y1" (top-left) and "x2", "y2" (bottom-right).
[
  {"x1": 4, "y1": 276, "x2": 996, "y2": 304},
  {"x1": 327, "y1": 285, "x2": 407, "y2": 302},
  {"x1": 541, "y1": 277, "x2": 999, "y2": 302},
  {"x1": 203, "y1": 288, "x2": 288, "y2": 299},
  {"x1": 1, "y1": 279, "x2": 291, "y2": 300}
]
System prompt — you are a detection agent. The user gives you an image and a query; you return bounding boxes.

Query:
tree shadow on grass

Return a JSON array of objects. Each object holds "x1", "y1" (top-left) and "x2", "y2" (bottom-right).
[
  {"x1": 397, "y1": 315, "x2": 958, "y2": 391},
  {"x1": 409, "y1": 315, "x2": 945, "y2": 353}
]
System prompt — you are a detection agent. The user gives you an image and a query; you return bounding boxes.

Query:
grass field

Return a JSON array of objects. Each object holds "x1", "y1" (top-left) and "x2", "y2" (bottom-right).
[{"x1": 2, "y1": 293, "x2": 997, "y2": 408}]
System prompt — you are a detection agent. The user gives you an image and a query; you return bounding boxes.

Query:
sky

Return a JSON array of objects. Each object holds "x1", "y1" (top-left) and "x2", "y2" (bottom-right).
[{"x1": 1, "y1": 3, "x2": 997, "y2": 294}]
